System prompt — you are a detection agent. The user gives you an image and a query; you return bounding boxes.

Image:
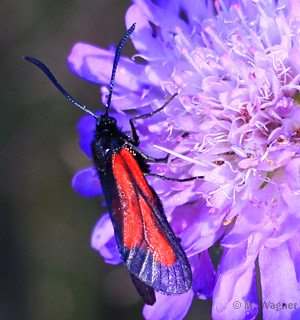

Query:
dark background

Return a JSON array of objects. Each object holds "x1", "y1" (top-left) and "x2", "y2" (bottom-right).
[{"x1": 1, "y1": 0, "x2": 211, "y2": 319}]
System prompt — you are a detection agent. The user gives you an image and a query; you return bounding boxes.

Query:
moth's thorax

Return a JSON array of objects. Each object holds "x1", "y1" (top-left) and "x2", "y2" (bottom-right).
[
  {"x1": 91, "y1": 115, "x2": 149, "y2": 175},
  {"x1": 92, "y1": 115, "x2": 125, "y2": 172}
]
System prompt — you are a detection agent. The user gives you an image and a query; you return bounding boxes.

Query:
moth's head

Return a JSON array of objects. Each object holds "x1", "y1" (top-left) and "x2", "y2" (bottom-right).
[{"x1": 96, "y1": 115, "x2": 118, "y2": 133}]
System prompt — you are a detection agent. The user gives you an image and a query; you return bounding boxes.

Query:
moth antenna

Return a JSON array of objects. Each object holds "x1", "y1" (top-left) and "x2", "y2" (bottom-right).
[
  {"x1": 105, "y1": 23, "x2": 136, "y2": 116},
  {"x1": 24, "y1": 56, "x2": 98, "y2": 119}
]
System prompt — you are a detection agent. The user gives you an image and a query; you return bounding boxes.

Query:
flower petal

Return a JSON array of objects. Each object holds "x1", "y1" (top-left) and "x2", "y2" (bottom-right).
[
  {"x1": 288, "y1": 233, "x2": 300, "y2": 283},
  {"x1": 72, "y1": 167, "x2": 102, "y2": 197},
  {"x1": 175, "y1": 202, "x2": 225, "y2": 256},
  {"x1": 76, "y1": 114, "x2": 96, "y2": 158},
  {"x1": 68, "y1": 42, "x2": 144, "y2": 91},
  {"x1": 259, "y1": 242, "x2": 300, "y2": 320},
  {"x1": 285, "y1": 158, "x2": 300, "y2": 191},
  {"x1": 212, "y1": 248, "x2": 258, "y2": 320},
  {"x1": 91, "y1": 213, "x2": 122, "y2": 265},
  {"x1": 190, "y1": 251, "x2": 215, "y2": 300},
  {"x1": 143, "y1": 289, "x2": 193, "y2": 320}
]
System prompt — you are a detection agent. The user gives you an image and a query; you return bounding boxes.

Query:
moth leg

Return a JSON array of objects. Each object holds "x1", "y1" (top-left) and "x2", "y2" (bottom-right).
[
  {"x1": 129, "y1": 93, "x2": 178, "y2": 145},
  {"x1": 144, "y1": 173, "x2": 203, "y2": 182}
]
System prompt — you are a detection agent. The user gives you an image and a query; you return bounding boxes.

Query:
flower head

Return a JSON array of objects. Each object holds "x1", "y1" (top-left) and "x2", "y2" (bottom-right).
[{"x1": 69, "y1": 0, "x2": 300, "y2": 319}]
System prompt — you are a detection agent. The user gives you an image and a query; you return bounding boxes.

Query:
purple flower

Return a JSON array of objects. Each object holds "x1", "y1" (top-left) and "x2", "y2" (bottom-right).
[{"x1": 69, "y1": 0, "x2": 300, "y2": 319}]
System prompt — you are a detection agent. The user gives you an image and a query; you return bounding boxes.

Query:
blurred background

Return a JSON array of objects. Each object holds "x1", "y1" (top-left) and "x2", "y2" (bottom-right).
[{"x1": 1, "y1": 0, "x2": 212, "y2": 319}]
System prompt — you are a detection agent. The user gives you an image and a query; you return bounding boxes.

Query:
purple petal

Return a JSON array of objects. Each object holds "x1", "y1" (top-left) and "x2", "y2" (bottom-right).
[
  {"x1": 259, "y1": 243, "x2": 300, "y2": 320},
  {"x1": 162, "y1": 184, "x2": 199, "y2": 215},
  {"x1": 143, "y1": 290, "x2": 193, "y2": 320},
  {"x1": 265, "y1": 214, "x2": 300, "y2": 248},
  {"x1": 175, "y1": 0, "x2": 216, "y2": 26},
  {"x1": 91, "y1": 213, "x2": 122, "y2": 265},
  {"x1": 72, "y1": 167, "x2": 102, "y2": 197},
  {"x1": 125, "y1": 5, "x2": 166, "y2": 60},
  {"x1": 173, "y1": 201, "x2": 225, "y2": 256},
  {"x1": 289, "y1": 0, "x2": 300, "y2": 19},
  {"x1": 285, "y1": 158, "x2": 300, "y2": 191},
  {"x1": 217, "y1": 242, "x2": 248, "y2": 275},
  {"x1": 212, "y1": 248, "x2": 258, "y2": 320},
  {"x1": 190, "y1": 251, "x2": 215, "y2": 300},
  {"x1": 77, "y1": 114, "x2": 96, "y2": 158},
  {"x1": 68, "y1": 42, "x2": 161, "y2": 114},
  {"x1": 222, "y1": 185, "x2": 280, "y2": 248},
  {"x1": 288, "y1": 234, "x2": 300, "y2": 283},
  {"x1": 68, "y1": 42, "x2": 144, "y2": 91},
  {"x1": 221, "y1": 205, "x2": 268, "y2": 248}
]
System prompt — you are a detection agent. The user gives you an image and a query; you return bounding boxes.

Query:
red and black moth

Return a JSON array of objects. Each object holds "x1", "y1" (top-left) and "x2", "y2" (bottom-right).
[{"x1": 25, "y1": 23, "x2": 201, "y2": 305}]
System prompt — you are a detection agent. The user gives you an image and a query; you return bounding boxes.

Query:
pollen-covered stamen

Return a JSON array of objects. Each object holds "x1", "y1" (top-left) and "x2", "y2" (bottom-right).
[
  {"x1": 181, "y1": 48, "x2": 205, "y2": 75},
  {"x1": 204, "y1": 25, "x2": 227, "y2": 51},
  {"x1": 233, "y1": 3, "x2": 247, "y2": 26}
]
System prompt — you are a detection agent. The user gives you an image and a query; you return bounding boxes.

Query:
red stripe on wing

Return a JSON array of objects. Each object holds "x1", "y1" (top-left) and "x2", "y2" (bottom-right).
[
  {"x1": 138, "y1": 195, "x2": 175, "y2": 266},
  {"x1": 120, "y1": 148, "x2": 155, "y2": 202},
  {"x1": 112, "y1": 153, "x2": 143, "y2": 249},
  {"x1": 112, "y1": 148, "x2": 176, "y2": 266}
]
